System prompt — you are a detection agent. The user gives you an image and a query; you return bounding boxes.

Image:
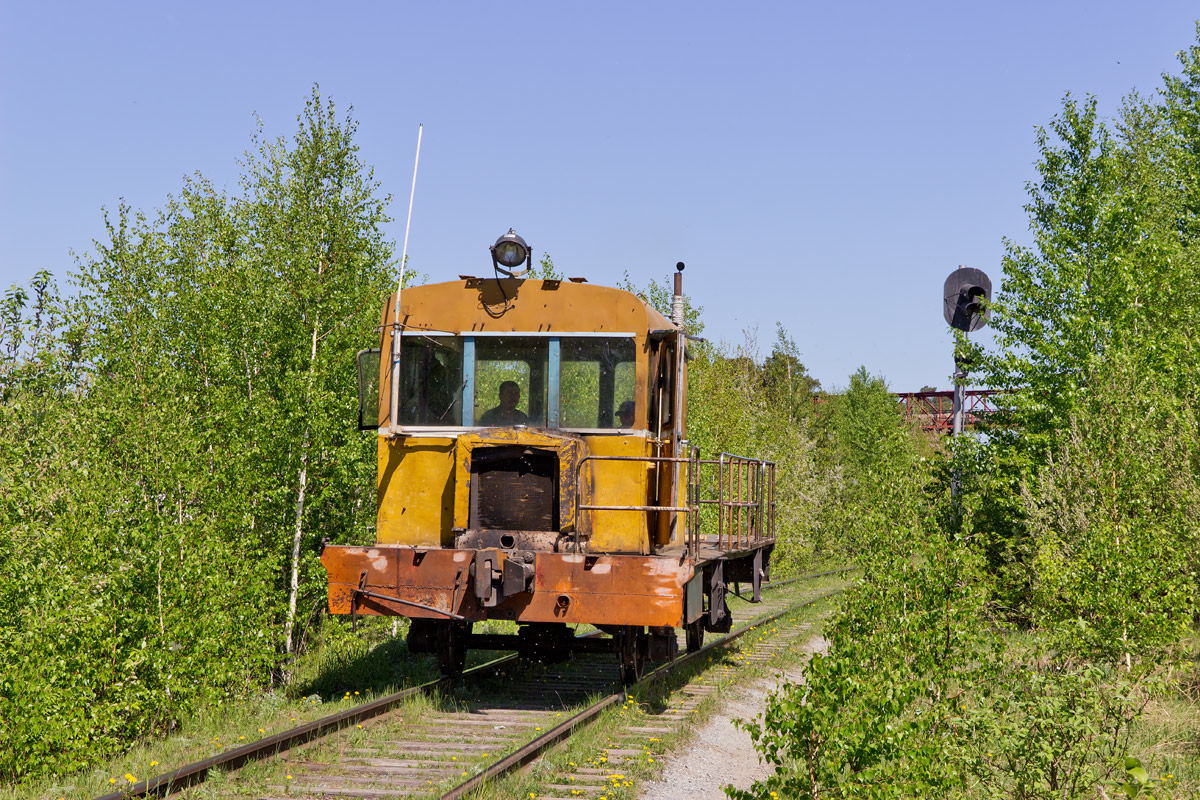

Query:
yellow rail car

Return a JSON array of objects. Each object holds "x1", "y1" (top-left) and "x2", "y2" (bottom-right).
[{"x1": 322, "y1": 234, "x2": 775, "y2": 681}]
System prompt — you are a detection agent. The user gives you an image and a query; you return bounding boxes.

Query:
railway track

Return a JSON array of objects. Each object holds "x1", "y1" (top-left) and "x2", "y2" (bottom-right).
[{"x1": 96, "y1": 569, "x2": 853, "y2": 800}]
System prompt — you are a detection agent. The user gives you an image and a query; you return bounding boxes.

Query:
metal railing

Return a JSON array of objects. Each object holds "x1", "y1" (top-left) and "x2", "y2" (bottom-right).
[
  {"x1": 572, "y1": 447, "x2": 775, "y2": 560},
  {"x1": 693, "y1": 453, "x2": 776, "y2": 551}
]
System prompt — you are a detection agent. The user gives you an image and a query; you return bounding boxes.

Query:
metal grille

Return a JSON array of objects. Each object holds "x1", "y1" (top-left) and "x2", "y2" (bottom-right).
[{"x1": 470, "y1": 446, "x2": 558, "y2": 531}]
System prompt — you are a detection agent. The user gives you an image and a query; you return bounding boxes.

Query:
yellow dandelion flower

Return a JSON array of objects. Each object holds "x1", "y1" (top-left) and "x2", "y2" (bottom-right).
[
  {"x1": 286, "y1": 774, "x2": 293, "y2": 780},
  {"x1": 109, "y1": 778, "x2": 116, "y2": 784},
  {"x1": 150, "y1": 760, "x2": 158, "y2": 766},
  {"x1": 125, "y1": 773, "x2": 137, "y2": 783},
  {"x1": 258, "y1": 728, "x2": 265, "y2": 733}
]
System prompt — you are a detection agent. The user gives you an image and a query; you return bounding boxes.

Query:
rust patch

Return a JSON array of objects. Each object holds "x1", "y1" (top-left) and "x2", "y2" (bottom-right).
[{"x1": 322, "y1": 546, "x2": 693, "y2": 627}]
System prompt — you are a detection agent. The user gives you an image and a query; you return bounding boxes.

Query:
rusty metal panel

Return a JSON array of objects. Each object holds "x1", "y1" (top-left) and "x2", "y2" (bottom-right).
[
  {"x1": 323, "y1": 546, "x2": 693, "y2": 628},
  {"x1": 323, "y1": 545, "x2": 478, "y2": 619},
  {"x1": 510, "y1": 552, "x2": 693, "y2": 626},
  {"x1": 380, "y1": 279, "x2": 672, "y2": 345}
]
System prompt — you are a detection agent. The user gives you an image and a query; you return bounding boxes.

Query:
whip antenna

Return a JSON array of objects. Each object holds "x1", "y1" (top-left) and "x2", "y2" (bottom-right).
[{"x1": 390, "y1": 123, "x2": 423, "y2": 434}]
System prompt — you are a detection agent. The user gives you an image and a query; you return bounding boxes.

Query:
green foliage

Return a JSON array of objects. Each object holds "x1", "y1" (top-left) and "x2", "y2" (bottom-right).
[
  {"x1": 984, "y1": 88, "x2": 1200, "y2": 454},
  {"x1": 734, "y1": 27, "x2": 1200, "y2": 800},
  {"x1": 759, "y1": 322, "x2": 821, "y2": 422},
  {"x1": 812, "y1": 367, "x2": 928, "y2": 559},
  {"x1": 0, "y1": 86, "x2": 393, "y2": 780},
  {"x1": 968, "y1": 27, "x2": 1200, "y2": 640},
  {"x1": 732, "y1": 532, "x2": 1154, "y2": 800},
  {"x1": 1021, "y1": 356, "x2": 1200, "y2": 663},
  {"x1": 533, "y1": 252, "x2": 563, "y2": 280}
]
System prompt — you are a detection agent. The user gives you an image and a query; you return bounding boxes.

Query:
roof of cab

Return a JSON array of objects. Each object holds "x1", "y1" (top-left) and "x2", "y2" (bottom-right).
[{"x1": 379, "y1": 278, "x2": 676, "y2": 335}]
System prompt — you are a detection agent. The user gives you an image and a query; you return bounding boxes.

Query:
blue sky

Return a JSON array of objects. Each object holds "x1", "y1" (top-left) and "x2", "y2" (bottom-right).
[{"x1": 2, "y1": 2, "x2": 1197, "y2": 391}]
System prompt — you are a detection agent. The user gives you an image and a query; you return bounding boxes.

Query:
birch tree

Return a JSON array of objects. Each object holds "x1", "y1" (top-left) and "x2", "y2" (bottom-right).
[{"x1": 239, "y1": 88, "x2": 394, "y2": 654}]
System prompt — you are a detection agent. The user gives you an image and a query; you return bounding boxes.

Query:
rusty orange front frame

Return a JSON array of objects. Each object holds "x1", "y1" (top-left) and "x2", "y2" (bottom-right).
[{"x1": 322, "y1": 544, "x2": 698, "y2": 628}]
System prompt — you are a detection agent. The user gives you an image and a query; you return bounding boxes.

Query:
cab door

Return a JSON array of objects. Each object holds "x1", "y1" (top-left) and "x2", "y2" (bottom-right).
[{"x1": 651, "y1": 331, "x2": 686, "y2": 548}]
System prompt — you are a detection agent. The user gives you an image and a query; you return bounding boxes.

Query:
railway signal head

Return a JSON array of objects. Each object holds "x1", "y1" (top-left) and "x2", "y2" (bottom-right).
[
  {"x1": 491, "y1": 229, "x2": 532, "y2": 277},
  {"x1": 943, "y1": 266, "x2": 991, "y2": 333}
]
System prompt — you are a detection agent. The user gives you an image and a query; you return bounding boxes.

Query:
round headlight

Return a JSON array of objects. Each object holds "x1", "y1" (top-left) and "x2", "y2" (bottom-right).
[{"x1": 491, "y1": 229, "x2": 530, "y2": 271}]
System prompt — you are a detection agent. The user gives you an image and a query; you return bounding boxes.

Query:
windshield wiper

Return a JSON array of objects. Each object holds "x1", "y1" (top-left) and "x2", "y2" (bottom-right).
[{"x1": 435, "y1": 380, "x2": 468, "y2": 422}]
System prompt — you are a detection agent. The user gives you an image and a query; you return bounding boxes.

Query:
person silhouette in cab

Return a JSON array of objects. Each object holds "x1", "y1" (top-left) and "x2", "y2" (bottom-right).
[
  {"x1": 479, "y1": 380, "x2": 528, "y2": 426},
  {"x1": 616, "y1": 399, "x2": 636, "y2": 428}
]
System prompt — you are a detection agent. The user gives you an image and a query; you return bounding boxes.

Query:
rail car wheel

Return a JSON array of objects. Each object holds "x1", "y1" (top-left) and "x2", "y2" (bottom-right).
[
  {"x1": 685, "y1": 618, "x2": 705, "y2": 652},
  {"x1": 435, "y1": 621, "x2": 473, "y2": 677},
  {"x1": 614, "y1": 626, "x2": 647, "y2": 684}
]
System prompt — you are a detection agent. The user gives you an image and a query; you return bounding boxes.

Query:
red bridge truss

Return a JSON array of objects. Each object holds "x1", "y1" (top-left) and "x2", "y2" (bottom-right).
[{"x1": 893, "y1": 390, "x2": 1002, "y2": 432}]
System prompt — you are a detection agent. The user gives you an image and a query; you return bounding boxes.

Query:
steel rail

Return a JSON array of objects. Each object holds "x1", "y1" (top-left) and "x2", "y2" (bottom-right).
[
  {"x1": 91, "y1": 653, "x2": 520, "y2": 800},
  {"x1": 437, "y1": 581, "x2": 851, "y2": 800},
  {"x1": 92, "y1": 568, "x2": 855, "y2": 800}
]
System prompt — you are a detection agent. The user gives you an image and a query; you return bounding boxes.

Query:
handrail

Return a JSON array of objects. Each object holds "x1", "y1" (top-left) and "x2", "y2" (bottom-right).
[
  {"x1": 574, "y1": 449, "x2": 776, "y2": 560},
  {"x1": 573, "y1": 453, "x2": 699, "y2": 555},
  {"x1": 690, "y1": 452, "x2": 775, "y2": 551}
]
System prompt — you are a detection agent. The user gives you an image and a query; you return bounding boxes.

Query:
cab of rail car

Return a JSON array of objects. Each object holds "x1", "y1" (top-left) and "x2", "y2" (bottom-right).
[{"x1": 353, "y1": 275, "x2": 688, "y2": 557}]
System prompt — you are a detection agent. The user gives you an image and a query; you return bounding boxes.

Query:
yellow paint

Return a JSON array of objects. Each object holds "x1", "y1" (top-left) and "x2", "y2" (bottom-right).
[
  {"x1": 370, "y1": 278, "x2": 687, "y2": 556},
  {"x1": 584, "y1": 434, "x2": 653, "y2": 554},
  {"x1": 377, "y1": 436, "x2": 456, "y2": 546}
]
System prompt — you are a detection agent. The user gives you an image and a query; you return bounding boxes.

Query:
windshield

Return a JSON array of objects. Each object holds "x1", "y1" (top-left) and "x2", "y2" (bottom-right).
[
  {"x1": 473, "y1": 338, "x2": 549, "y2": 427},
  {"x1": 393, "y1": 334, "x2": 637, "y2": 429}
]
